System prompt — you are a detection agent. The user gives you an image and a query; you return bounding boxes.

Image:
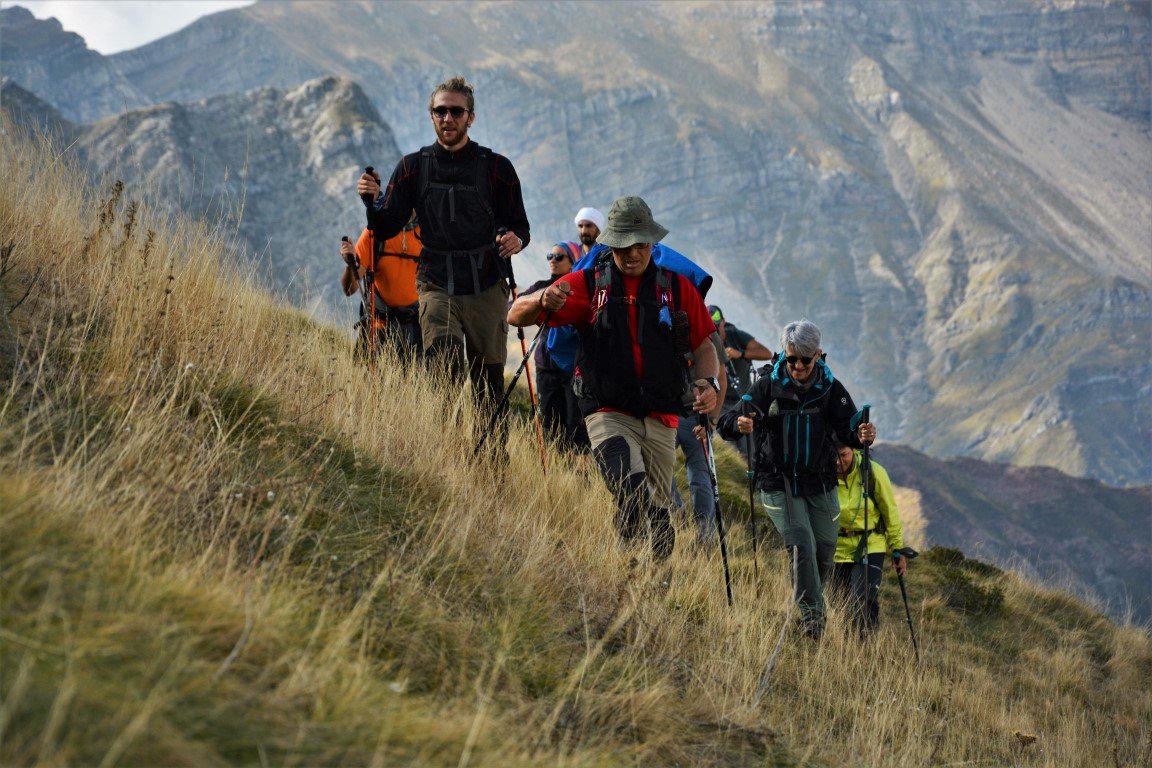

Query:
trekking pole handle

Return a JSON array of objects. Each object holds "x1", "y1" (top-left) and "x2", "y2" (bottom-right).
[
  {"x1": 861, "y1": 405, "x2": 871, "y2": 424},
  {"x1": 360, "y1": 166, "x2": 377, "y2": 206},
  {"x1": 741, "y1": 394, "x2": 756, "y2": 477},
  {"x1": 341, "y1": 235, "x2": 359, "y2": 272},
  {"x1": 496, "y1": 227, "x2": 518, "y2": 290}
]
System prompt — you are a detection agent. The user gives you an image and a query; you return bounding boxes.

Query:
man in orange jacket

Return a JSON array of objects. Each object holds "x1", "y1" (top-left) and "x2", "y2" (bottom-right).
[{"x1": 340, "y1": 217, "x2": 422, "y2": 361}]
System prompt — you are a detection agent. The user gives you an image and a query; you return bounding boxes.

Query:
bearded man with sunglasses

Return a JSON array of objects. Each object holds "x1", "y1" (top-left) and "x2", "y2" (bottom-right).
[
  {"x1": 717, "y1": 319, "x2": 875, "y2": 639},
  {"x1": 356, "y1": 76, "x2": 530, "y2": 444}
]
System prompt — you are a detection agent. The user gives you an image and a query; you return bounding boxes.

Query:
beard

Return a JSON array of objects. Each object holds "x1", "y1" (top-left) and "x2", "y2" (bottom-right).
[
  {"x1": 580, "y1": 233, "x2": 595, "y2": 246},
  {"x1": 435, "y1": 122, "x2": 469, "y2": 148}
]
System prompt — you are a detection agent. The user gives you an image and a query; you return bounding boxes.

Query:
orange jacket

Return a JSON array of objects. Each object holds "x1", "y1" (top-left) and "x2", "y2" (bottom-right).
[{"x1": 355, "y1": 225, "x2": 420, "y2": 308}]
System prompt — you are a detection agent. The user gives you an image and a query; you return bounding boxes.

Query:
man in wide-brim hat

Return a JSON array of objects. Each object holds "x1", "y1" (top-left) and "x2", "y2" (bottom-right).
[{"x1": 509, "y1": 196, "x2": 720, "y2": 566}]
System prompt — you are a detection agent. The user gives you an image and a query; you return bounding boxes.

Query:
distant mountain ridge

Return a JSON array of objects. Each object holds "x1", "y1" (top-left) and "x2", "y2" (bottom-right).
[
  {"x1": 878, "y1": 443, "x2": 1151, "y2": 624},
  {"x1": 2, "y1": 1, "x2": 1149, "y2": 488}
]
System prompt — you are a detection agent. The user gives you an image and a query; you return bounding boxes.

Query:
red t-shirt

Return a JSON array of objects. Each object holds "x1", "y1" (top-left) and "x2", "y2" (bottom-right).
[{"x1": 543, "y1": 267, "x2": 714, "y2": 427}]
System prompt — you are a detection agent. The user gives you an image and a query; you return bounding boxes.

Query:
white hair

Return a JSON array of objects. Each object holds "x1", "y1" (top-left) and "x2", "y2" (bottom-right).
[{"x1": 781, "y1": 319, "x2": 821, "y2": 357}]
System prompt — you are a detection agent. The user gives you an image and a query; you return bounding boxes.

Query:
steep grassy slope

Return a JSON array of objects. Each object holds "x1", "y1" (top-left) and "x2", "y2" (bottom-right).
[{"x1": 1, "y1": 126, "x2": 1149, "y2": 767}]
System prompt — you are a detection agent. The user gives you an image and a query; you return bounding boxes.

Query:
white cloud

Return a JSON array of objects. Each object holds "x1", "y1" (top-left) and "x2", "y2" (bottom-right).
[{"x1": 3, "y1": 0, "x2": 255, "y2": 55}]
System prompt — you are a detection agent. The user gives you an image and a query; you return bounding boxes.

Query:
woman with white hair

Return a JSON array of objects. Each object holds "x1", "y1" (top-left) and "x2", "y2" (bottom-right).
[{"x1": 717, "y1": 319, "x2": 876, "y2": 639}]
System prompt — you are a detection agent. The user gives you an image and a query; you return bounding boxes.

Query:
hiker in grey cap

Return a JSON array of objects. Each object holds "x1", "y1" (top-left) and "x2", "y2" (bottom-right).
[{"x1": 509, "y1": 196, "x2": 720, "y2": 567}]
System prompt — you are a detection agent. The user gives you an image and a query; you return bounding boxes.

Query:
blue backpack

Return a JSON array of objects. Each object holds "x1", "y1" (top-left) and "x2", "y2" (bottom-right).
[{"x1": 546, "y1": 243, "x2": 713, "y2": 372}]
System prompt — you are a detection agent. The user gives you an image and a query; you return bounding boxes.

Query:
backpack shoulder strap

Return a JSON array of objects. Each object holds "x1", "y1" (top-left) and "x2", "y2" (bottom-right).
[
  {"x1": 474, "y1": 145, "x2": 493, "y2": 218},
  {"x1": 418, "y1": 146, "x2": 434, "y2": 203},
  {"x1": 655, "y1": 266, "x2": 678, "y2": 306},
  {"x1": 590, "y1": 262, "x2": 612, "y2": 328}
]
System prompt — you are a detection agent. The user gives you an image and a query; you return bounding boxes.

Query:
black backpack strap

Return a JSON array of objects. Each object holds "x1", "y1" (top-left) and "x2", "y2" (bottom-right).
[
  {"x1": 474, "y1": 147, "x2": 493, "y2": 221},
  {"x1": 418, "y1": 148, "x2": 433, "y2": 205},
  {"x1": 590, "y1": 260, "x2": 612, "y2": 329}
]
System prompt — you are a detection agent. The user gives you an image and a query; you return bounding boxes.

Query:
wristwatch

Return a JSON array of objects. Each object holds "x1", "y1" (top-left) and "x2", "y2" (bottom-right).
[{"x1": 700, "y1": 376, "x2": 720, "y2": 393}]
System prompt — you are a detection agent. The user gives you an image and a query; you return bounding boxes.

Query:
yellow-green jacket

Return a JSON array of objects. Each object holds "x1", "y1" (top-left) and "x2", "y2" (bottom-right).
[{"x1": 834, "y1": 451, "x2": 903, "y2": 563}]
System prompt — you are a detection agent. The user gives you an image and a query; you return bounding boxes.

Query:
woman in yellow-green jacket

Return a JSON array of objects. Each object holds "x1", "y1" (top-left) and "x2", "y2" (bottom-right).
[{"x1": 830, "y1": 440, "x2": 906, "y2": 634}]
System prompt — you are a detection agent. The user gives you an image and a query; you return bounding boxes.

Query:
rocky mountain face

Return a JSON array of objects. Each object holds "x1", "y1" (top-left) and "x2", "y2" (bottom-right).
[
  {"x1": 0, "y1": 78, "x2": 76, "y2": 144},
  {"x1": 2, "y1": 1, "x2": 1149, "y2": 488},
  {"x1": 74, "y1": 75, "x2": 401, "y2": 312},
  {"x1": 1, "y1": 69, "x2": 402, "y2": 314}
]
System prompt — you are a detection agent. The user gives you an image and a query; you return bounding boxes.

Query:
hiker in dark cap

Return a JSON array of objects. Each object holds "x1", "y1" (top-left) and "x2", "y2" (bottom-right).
[
  {"x1": 718, "y1": 319, "x2": 875, "y2": 638},
  {"x1": 356, "y1": 75, "x2": 529, "y2": 456},
  {"x1": 509, "y1": 196, "x2": 719, "y2": 565}
]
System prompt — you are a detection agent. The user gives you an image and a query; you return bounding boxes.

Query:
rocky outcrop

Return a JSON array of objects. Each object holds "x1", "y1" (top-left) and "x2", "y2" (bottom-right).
[
  {"x1": 72, "y1": 76, "x2": 401, "y2": 311},
  {"x1": 0, "y1": 77, "x2": 76, "y2": 143}
]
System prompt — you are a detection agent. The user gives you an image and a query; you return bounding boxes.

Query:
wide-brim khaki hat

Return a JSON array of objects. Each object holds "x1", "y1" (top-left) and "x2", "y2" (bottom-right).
[{"x1": 596, "y1": 196, "x2": 669, "y2": 248}]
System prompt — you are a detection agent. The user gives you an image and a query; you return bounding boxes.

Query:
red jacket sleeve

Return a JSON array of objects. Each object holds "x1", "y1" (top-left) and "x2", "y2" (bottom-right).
[{"x1": 542, "y1": 271, "x2": 591, "y2": 327}]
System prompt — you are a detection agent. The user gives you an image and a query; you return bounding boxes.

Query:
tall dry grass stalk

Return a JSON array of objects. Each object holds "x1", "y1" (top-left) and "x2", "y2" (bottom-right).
[{"x1": 1, "y1": 122, "x2": 1149, "y2": 767}]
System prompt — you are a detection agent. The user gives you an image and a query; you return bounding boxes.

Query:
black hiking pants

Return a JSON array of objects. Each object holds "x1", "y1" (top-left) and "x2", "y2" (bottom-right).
[{"x1": 831, "y1": 553, "x2": 885, "y2": 634}]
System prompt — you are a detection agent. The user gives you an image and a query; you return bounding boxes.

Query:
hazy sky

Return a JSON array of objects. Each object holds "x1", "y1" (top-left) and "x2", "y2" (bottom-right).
[{"x1": 3, "y1": 0, "x2": 256, "y2": 54}]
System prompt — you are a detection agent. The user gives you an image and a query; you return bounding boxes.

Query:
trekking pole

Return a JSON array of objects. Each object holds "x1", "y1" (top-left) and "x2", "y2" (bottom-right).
[
  {"x1": 893, "y1": 546, "x2": 921, "y2": 665},
  {"x1": 473, "y1": 313, "x2": 552, "y2": 458},
  {"x1": 857, "y1": 404, "x2": 873, "y2": 621},
  {"x1": 499, "y1": 228, "x2": 547, "y2": 474},
  {"x1": 740, "y1": 394, "x2": 761, "y2": 598},
  {"x1": 359, "y1": 167, "x2": 381, "y2": 370},
  {"x1": 697, "y1": 411, "x2": 733, "y2": 608}
]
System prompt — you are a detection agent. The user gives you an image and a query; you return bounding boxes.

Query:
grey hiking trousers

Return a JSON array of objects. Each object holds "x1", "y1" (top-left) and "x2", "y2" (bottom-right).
[{"x1": 760, "y1": 488, "x2": 840, "y2": 628}]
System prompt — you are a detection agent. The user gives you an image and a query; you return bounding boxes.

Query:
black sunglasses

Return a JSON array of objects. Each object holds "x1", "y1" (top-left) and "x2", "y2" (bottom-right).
[
  {"x1": 430, "y1": 106, "x2": 469, "y2": 119},
  {"x1": 785, "y1": 354, "x2": 814, "y2": 366},
  {"x1": 546, "y1": 252, "x2": 569, "y2": 262}
]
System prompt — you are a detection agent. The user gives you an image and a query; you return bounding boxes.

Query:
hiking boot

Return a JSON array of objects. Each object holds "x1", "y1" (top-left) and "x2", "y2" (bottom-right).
[{"x1": 802, "y1": 620, "x2": 825, "y2": 641}]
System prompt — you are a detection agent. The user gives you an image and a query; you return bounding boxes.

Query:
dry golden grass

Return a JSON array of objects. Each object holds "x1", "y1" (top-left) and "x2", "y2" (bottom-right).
[{"x1": 1, "y1": 122, "x2": 1149, "y2": 767}]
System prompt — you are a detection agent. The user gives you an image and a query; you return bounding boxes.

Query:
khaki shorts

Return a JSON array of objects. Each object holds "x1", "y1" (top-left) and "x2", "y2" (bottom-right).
[
  {"x1": 584, "y1": 410, "x2": 677, "y2": 510},
  {"x1": 417, "y1": 280, "x2": 509, "y2": 365}
]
